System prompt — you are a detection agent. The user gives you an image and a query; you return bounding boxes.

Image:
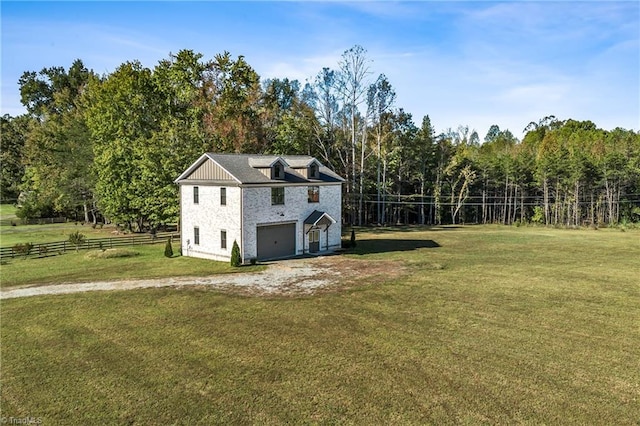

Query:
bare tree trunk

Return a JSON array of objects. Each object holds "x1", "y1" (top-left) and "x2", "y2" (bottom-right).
[
  {"x1": 83, "y1": 201, "x2": 91, "y2": 224},
  {"x1": 503, "y1": 175, "x2": 509, "y2": 225},
  {"x1": 574, "y1": 180, "x2": 580, "y2": 226},
  {"x1": 434, "y1": 171, "x2": 442, "y2": 225},
  {"x1": 376, "y1": 133, "x2": 381, "y2": 224},
  {"x1": 604, "y1": 177, "x2": 614, "y2": 225},
  {"x1": 553, "y1": 180, "x2": 560, "y2": 225},
  {"x1": 543, "y1": 178, "x2": 550, "y2": 225},
  {"x1": 382, "y1": 158, "x2": 388, "y2": 225},
  {"x1": 512, "y1": 184, "x2": 518, "y2": 224},
  {"x1": 615, "y1": 182, "x2": 621, "y2": 223},
  {"x1": 358, "y1": 122, "x2": 367, "y2": 226},
  {"x1": 420, "y1": 178, "x2": 426, "y2": 225},
  {"x1": 482, "y1": 177, "x2": 487, "y2": 224},
  {"x1": 520, "y1": 187, "x2": 525, "y2": 223},
  {"x1": 397, "y1": 168, "x2": 402, "y2": 224},
  {"x1": 351, "y1": 113, "x2": 357, "y2": 225}
]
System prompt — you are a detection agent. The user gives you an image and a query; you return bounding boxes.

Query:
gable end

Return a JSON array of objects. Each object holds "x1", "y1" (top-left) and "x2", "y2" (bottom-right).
[{"x1": 184, "y1": 158, "x2": 234, "y2": 181}]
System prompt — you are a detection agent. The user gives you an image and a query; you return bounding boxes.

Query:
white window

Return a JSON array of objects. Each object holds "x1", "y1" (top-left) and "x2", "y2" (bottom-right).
[
  {"x1": 194, "y1": 227, "x2": 200, "y2": 245},
  {"x1": 273, "y1": 162, "x2": 284, "y2": 179},
  {"x1": 221, "y1": 230, "x2": 227, "y2": 249},
  {"x1": 220, "y1": 187, "x2": 226, "y2": 205},
  {"x1": 309, "y1": 164, "x2": 319, "y2": 179},
  {"x1": 271, "y1": 187, "x2": 285, "y2": 205},
  {"x1": 308, "y1": 186, "x2": 319, "y2": 203},
  {"x1": 193, "y1": 186, "x2": 199, "y2": 204}
]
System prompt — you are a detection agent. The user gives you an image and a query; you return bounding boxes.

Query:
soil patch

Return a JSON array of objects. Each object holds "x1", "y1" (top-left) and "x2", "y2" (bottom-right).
[{"x1": 0, "y1": 256, "x2": 405, "y2": 299}]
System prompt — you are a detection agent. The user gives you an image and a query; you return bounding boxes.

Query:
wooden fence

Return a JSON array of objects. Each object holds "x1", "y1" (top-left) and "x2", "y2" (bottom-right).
[{"x1": 0, "y1": 233, "x2": 180, "y2": 261}]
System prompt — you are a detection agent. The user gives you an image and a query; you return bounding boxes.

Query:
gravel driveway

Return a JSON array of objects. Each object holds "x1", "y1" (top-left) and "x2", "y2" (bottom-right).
[{"x1": 0, "y1": 256, "x2": 360, "y2": 300}]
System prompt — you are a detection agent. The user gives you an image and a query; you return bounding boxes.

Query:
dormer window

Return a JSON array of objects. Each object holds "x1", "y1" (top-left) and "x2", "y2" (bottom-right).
[
  {"x1": 309, "y1": 164, "x2": 319, "y2": 179},
  {"x1": 272, "y1": 162, "x2": 285, "y2": 180}
]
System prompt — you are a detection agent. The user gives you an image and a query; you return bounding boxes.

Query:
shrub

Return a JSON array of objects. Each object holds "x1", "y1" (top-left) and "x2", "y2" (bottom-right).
[
  {"x1": 68, "y1": 230, "x2": 86, "y2": 252},
  {"x1": 164, "y1": 237, "x2": 174, "y2": 258},
  {"x1": 13, "y1": 243, "x2": 34, "y2": 258},
  {"x1": 531, "y1": 206, "x2": 544, "y2": 224},
  {"x1": 350, "y1": 229, "x2": 356, "y2": 248},
  {"x1": 230, "y1": 240, "x2": 241, "y2": 267}
]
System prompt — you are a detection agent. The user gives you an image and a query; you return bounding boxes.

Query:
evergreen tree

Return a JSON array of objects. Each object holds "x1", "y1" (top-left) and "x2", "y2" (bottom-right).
[
  {"x1": 164, "y1": 237, "x2": 174, "y2": 258},
  {"x1": 230, "y1": 240, "x2": 241, "y2": 267}
]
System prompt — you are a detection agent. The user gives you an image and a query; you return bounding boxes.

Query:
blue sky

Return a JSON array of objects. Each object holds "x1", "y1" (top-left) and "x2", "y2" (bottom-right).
[{"x1": 2, "y1": 1, "x2": 638, "y2": 139}]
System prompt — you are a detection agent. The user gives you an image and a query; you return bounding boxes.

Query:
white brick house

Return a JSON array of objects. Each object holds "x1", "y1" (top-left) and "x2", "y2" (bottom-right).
[{"x1": 175, "y1": 153, "x2": 344, "y2": 262}]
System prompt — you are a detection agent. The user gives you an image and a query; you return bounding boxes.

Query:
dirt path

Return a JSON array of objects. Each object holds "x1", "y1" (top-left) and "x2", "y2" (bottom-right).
[{"x1": 0, "y1": 256, "x2": 403, "y2": 299}]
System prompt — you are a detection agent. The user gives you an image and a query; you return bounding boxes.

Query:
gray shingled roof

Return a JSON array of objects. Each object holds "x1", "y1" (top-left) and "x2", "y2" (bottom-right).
[
  {"x1": 176, "y1": 153, "x2": 344, "y2": 184},
  {"x1": 304, "y1": 210, "x2": 337, "y2": 226},
  {"x1": 247, "y1": 156, "x2": 286, "y2": 168},
  {"x1": 283, "y1": 156, "x2": 319, "y2": 168}
]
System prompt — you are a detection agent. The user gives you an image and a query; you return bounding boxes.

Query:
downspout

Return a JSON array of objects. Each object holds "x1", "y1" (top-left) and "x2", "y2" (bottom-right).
[
  {"x1": 326, "y1": 223, "x2": 330, "y2": 250},
  {"x1": 240, "y1": 185, "x2": 244, "y2": 264},
  {"x1": 178, "y1": 183, "x2": 183, "y2": 254}
]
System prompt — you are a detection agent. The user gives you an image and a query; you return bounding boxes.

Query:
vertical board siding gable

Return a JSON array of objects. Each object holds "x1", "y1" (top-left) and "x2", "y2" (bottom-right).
[
  {"x1": 257, "y1": 168, "x2": 271, "y2": 178},
  {"x1": 185, "y1": 159, "x2": 234, "y2": 181},
  {"x1": 292, "y1": 167, "x2": 308, "y2": 178}
]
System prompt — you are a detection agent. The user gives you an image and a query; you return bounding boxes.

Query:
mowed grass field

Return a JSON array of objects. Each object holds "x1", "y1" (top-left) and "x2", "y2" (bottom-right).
[
  {"x1": 0, "y1": 242, "x2": 264, "y2": 288},
  {"x1": 0, "y1": 204, "x2": 261, "y2": 287},
  {"x1": 0, "y1": 204, "x2": 122, "y2": 246},
  {"x1": 2, "y1": 226, "x2": 639, "y2": 424}
]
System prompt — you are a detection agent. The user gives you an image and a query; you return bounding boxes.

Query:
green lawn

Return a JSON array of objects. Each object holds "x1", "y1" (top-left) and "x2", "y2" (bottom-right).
[
  {"x1": 2, "y1": 226, "x2": 639, "y2": 424},
  {"x1": 0, "y1": 243, "x2": 263, "y2": 288},
  {"x1": 0, "y1": 203, "x2": 18, "y2": 218},
  {"x1": 0, "y1": 203, "x2": 149, "y2": 246}
]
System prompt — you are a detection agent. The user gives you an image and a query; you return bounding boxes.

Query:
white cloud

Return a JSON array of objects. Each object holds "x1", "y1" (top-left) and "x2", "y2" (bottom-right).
[{"x1": 2, "y1": 1, "x2": 637, "y2": 136}]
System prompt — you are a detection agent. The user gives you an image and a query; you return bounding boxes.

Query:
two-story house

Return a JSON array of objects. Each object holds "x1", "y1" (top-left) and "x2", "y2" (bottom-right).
[{"x1": 175, "y1": 153, "x2": 344, "y2": 263}]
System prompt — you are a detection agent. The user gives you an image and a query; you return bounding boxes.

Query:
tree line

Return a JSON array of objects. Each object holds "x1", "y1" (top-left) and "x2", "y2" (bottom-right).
[{"x1": 2, "y1": 46, "x2": 639, "y2": 230}]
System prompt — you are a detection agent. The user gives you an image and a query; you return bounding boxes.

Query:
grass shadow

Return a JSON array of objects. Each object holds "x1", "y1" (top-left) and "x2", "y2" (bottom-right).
[
  {"x1": 352, "y1": 225, "x2": 464, "y2": 234},
  {"x1": 349, "y1": 238, "x2": 441, "y2": 255}
]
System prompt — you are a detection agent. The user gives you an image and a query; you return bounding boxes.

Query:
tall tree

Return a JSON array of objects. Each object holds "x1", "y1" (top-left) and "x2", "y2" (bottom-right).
[
  {"x1": 207, "y1": 52, "x2": 264, "y2": 153},
  {"x1": 85, "y1": 61, "x2": 160, "y2": 229},
  {"x1": 368, "y1": 74, "x2": 396, "y2": 224},
  {"x1": 302, "y1": 68, "x2": 345, "y2": 176},
  {"x1": 0, "y1": 115, "x2": 30, "y2": 201},
  {"x1": 338, "y1": 45, "x2": 372, "y2": 224},
  {"x1": 387, "y1": 109, "x2": 418, "y2": 224},
  {"x1": 17, "y1": 60, "x2": 96, "y2": 221},
  {"x1": 413, "y1": 115, "x2": 436, "y2": 224},
  {"x1": 262, "y1": 78, "x2": 315, "y2": 155},
  {"x1": 86, "y1": 51, "x2": 216, "y2": 229}
]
